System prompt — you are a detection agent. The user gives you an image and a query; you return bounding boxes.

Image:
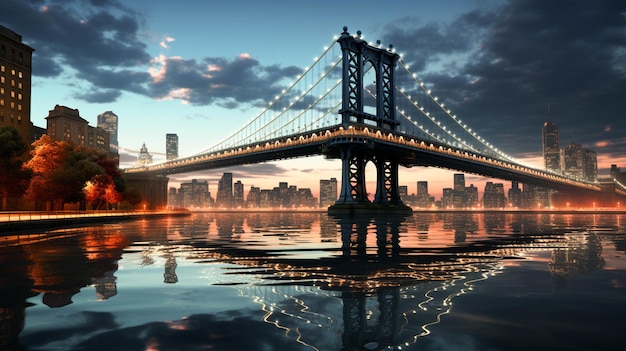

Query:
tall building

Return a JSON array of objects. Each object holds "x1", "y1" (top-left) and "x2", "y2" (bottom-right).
[
  {"x1": 452, "y1": 173, "x2": 466, "y2": 208},
  {"x1": 216, "y1": 172, "x2": 233, "y2": 208},
  {"x1": 582, "y1": 149, "x2": 597, "y2": 182},
  {"x1": 46, "y1": 105, "x2": 110, "y2": 151},
  {"x1": 233, "y1": 180, "x2": 244, "y2": 208},
  {"x1": 483, "y1": 182, "x2": 506, "y2": 208},
  {"x1": 542, "y1": 118, "x2": 561, "y2": 173},
  {"x1": 442, "y1": 188, "x2": 454, "y2": 209},
  {"x1": 179, "y1": 179, "x2": 209, "y2": 208},
  {"x1": 465, "y1": 184, "x2": 478, "y2": 208},
  {"x1": 97, "y1": 111, "x2": 118, "y2": 151},
  {"x1": 246, "y1": 186, "x2": 261, "y2": 208},
  {"x1": 319, "y1": 178, "x2": 337, "y2": 208},
  {"x1": 564, "y1": 141, "x2": 583, "y2": 179},
  {"x1": 610, "y1": 165, "x2": 626, "y2": 184},
  {"x1": 508, "y1": 181, "x2": 522, "y2": 208},
  {"x1": 0, "y1": 25, "x2": 34, "y2": 145},
  {"x1": 166, "y1": 133, "x2": 178, "y2": 160},
  {"x1": 416, "y1": 181, "x2": 433, "y2": 208}
]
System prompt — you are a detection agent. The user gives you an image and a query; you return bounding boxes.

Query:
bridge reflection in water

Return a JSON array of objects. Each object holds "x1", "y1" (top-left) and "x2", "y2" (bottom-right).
[
  {"x1": 3, "y1": 212, "x2": 617, "y2": 351},
  {"x1": 228, "y1": 214, "x2": 505, "y2": 351}
]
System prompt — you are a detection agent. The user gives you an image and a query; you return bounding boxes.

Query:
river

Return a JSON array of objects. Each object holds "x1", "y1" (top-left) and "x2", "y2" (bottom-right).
[{"x1": 2, "y1": 211, "x2": 625, "y2": 350}]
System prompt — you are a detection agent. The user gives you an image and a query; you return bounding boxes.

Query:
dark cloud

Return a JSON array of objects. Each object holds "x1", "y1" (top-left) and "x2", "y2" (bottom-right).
[
  {"x1": 384, "y1": 0, "x2": 626, "y2": 160},
  {"x1": 75, "y1": 88, "x2": 121, "y2": 103},
  {"x1": 1, "y1": 0, "x2": 624, "y2": 162}
]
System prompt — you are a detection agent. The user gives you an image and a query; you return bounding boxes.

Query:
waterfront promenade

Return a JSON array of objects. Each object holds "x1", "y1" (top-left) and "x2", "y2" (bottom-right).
[{"x1": 0, "y1": 210, "x2": 191, "y2": 234}]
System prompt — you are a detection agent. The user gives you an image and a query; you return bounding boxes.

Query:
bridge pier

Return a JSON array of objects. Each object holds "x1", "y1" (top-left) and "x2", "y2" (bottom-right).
[
  {"x1": 123, "y1": 173, "x2": 169, "y2": 210},
  {"x1": 329, "y1": 144, "x2": 412, "y2": 214}
]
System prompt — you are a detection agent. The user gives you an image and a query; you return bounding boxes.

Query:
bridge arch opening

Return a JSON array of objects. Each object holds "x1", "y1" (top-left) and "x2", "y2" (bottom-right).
[{"x1": 363, "y1": 59, "x2": 377, "y2": 124}]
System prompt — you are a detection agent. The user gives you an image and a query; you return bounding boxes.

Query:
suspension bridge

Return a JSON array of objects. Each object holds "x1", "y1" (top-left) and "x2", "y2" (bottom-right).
[{"x1": 123, "y1": 27, "x2": 626, "y2": 211}]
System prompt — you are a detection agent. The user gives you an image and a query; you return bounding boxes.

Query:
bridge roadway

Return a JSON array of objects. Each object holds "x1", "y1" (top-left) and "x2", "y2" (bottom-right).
[{"x1": 123, "y1": 124, "x2": 625, "y2": 198}]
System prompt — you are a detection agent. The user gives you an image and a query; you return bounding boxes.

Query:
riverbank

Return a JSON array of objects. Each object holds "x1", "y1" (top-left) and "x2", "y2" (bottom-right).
[{"x1": 0, "y1": 210, "x2": 191, "y2": 235}]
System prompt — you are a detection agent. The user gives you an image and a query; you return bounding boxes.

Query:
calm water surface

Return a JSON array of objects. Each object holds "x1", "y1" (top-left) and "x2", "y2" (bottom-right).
[{"x1": 2, "y1": 212, "x2": 626, "y2": 351}]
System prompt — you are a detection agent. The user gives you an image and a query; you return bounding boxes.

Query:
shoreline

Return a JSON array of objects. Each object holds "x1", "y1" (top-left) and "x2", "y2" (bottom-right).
[
  {"x1": 0, "y1": 211, "x2": 191, "y2": 235},
  {"x1": 1, "y1": 208, "x2": 623, "y2": 235}
]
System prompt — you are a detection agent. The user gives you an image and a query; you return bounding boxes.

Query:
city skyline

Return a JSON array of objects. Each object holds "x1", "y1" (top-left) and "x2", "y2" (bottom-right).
[{"x1": 1, "y1": 1, "x2": 625, "y2": 197}]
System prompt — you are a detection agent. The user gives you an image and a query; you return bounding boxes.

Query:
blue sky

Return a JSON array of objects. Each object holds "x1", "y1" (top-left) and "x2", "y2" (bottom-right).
[{"x1": 2, "y1": 0, "x2": 625, "y2": 198}]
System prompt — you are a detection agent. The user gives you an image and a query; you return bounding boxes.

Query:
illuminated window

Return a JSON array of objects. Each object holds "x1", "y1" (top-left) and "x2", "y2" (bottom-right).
[
  {"x1": 0, "y1": 99, "x2": 3, "y2": 106},
  {"x1": 18, "y1": 104, "x2": 22, "y2": 111},
  {"x1": 18, "y1": 72, "x2": 22, "y2": 78},
  {"x1": 18, "y1": 82, "x2": 22, "y2": 89},
  {"x1": 17, "y1": 115, "x2": 21, "y2": 124},
  {"x1": 0, "y1": 77, "x2": 4, "y2": 83},
  {"x1": 11, "y1": 69, "x2": 15, "y2": 76},
  {"x1": 0, "y1": 88, "x2": 3, "y2": 94},
  {"x1": 17, "y1": 93, "x2": 22, "y2": 100},
  {"x1": 11, "y1": 79, "x2": 15, "y2": 87},
  {"x1": 10, "y1": 91, "x2": 14, "y2": 98},
  {"x1": 0, "y1": 65, "x2": 4, "y2": 72},
  {"x1": 10, "y1": 101, "x2": 14, "y2": 109}
]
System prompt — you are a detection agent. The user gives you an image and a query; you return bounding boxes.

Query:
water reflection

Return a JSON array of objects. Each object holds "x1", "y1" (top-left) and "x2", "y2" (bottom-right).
[{"x1": 2, "y1": 212, "x2": 625, "y2": 350}]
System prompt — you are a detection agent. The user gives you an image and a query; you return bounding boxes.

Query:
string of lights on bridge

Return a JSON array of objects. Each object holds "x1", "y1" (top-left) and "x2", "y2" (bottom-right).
[{"x1": 128, "y1": 30, "x2": 626, "y2": 196}]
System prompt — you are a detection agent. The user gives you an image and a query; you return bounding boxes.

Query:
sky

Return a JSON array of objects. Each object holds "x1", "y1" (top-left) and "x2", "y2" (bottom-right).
[{"x1": 2, "y1": 0, "x2": 625, "y2": 199}]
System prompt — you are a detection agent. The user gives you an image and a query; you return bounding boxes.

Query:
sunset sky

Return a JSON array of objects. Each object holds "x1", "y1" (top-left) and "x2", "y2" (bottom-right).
[{"x1": 2, "y1": 0, "x2": 625, "y2": 199}]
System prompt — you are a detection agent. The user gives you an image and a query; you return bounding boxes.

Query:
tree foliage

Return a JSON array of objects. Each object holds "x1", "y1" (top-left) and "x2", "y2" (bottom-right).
[
  {"x1": 0, "y1": 126, "x2": 31, "y2": 209},
  {"x1": 22, "y1": 135, "x2": 124, "y2": 210}
]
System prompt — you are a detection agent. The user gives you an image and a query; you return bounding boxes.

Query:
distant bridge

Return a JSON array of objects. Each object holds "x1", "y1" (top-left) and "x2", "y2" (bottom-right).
[{"x1": 123, "y1": 27, "x2": 626, "y2": 210}]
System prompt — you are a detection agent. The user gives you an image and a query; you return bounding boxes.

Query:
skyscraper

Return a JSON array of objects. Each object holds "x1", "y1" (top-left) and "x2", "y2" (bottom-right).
[
  {"x1": 564, "y1": 141, "x2": 583, "y2": 179},
  {"x1": 452, "y1": 173, "x2": 466, "y2": 208},
  {"x1": 416, "y1": 181, "x2": 433, "y2": 208},
  {"x1": 542, "y1": 118, "x2": 561, "y2": 173},
  {"x1": 483, "y1": 182, "x2": 506, "y2": 208},
  {"x1": 582, "y1": 149, "x2": 597, "y2": 182},
  {"x1": 233, "y1": 180, "x2": 244, "y2": 208},
  {"x1": 97, "y1": 111, "x2": 118, "y2": 151},
  {"x1": 508, "y1": 181, "x2": 522, "y2": 208},
  {"x1": 216, "y1": 172, "x2": 233, "y2": 208},
  {"x1": 166, "y1": 133, "x2": 178, "y2": 160},
  {"x1": 319, "y1": 178, "x2": 337, "y2": 208},
  {"x1": 0, "y1": 25, "x2": 34, "y2": 145}
]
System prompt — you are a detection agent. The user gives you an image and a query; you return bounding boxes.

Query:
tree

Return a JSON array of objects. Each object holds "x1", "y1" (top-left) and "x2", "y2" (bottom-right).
[
  {"x1": 0, "y1": 126, "x2": 31, "y2": 210},
  {"x1": 23, "y1": 135, "x2": 74, "y2": 210},
  {"x1": 23, "y1": 136, "x2": 124, "y2": 210}
]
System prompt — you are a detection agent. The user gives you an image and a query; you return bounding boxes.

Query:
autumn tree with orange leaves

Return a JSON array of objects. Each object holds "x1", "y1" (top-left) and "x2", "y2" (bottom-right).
[{"x1": 23, "y1": 135, "x2": 125, "y2": 210}]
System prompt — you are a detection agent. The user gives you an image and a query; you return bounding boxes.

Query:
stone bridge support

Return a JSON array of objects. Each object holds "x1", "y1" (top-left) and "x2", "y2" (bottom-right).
[{"x1": 123, "y1": 173, "x2": 169, "y2": 210}]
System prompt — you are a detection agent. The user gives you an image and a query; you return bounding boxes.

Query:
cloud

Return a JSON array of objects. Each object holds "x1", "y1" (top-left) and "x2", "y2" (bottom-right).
[
  {"x1": 0, "y1": 0, "x2": 300, "y2": 109},
  {"x1": 1, "y1": 0, "x2": 624, "y2": 163},
  {"x1": 383, "y1": 0, "x2": 626, "y2": 159}
]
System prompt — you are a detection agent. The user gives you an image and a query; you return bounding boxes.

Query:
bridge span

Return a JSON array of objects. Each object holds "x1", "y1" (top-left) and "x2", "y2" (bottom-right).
[{"x1": 122, "y1": 27, "x2": 626, "y2": 211}]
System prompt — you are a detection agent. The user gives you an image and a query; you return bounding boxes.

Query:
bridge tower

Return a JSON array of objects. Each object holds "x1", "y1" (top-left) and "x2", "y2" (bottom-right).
[{"x1": 329, "y1": 27, "x2": 411, "y2": 214}]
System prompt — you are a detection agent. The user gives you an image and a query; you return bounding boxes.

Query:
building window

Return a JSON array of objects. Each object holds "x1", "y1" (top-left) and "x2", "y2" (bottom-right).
[
  {"x1": 18, "y1": 82, "x2": 22, "y2": 89},
  {"x1": 0, "y1": 65, "x2": 4, "y2": 72},
  {"x1": 0, "y1": 99, "x2": 4, "y2": 106},
  {"x1": 18, "y1": 71, "x2": 22, "y2": 79},
  {"x1": 1, "y1": 77, "x2": 4, "y2": 83},
  {"x1": 17, "y1": 115, "x2": 21, "y2": 125},
  {"x1": 11, "y1": 69, "x2": 15, "y2": 76},
  {"x1": 17, "y1": 93, "x2": 22, "y2": 100},
  {"x1": 0, "y1": 88, "x2": 3, "y2": 95},
  {"x1": 17, "y1": 104, "x2": 22, "y2": 111},
  {"x1": 10, "y1": 91, "x2": 14, "y2": 98},
  {"x1": 11, "y1": 79, "x2": 15, "y2": 87}
]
